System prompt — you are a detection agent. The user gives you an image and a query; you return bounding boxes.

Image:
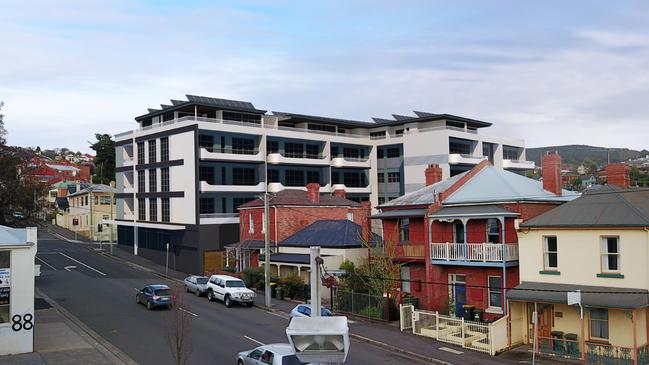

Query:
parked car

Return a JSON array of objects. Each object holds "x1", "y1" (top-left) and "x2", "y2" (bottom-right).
[
  {"x1": 288, "y1": 304, "x2": 333, "y2": 323},
  {"x1": 184, "y1": 275, "x2": 209, "y2": 296},
  {"x1": 236, "y1": 343, "x2": 307, "y2": 365},
  {"x1": 205, "y1": 274, "x2": 255, "y2": 307},
  {"x1": 135, "y1": 284, "x2": 175, "y2": 310},
  {"x1": 12, "y1": 211, "x2": 25, "y2": 220}
]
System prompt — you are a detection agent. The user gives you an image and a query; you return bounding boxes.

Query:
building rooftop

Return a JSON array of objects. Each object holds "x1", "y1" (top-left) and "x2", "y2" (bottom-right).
[
  {"x1": 238, "y1": 189, "x2": 360, "y2": 209},
  {"x1": 280, "y1": 220, "x2": 378, "y2": 248},
  {"x1": 67, "y1": 184, "x2": 117, "y2": 198}
]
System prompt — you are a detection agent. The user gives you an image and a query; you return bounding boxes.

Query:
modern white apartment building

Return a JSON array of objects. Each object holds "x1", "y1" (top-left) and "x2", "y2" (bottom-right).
[{"x1": 112, "y1": 95, "x2": 532, "y2": 272}]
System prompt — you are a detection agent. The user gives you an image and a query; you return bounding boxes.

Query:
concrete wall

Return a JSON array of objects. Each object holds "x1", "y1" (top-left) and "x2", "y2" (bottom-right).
[{"x1": 168, "y1": 130, "x2": 197, "y2": 224}]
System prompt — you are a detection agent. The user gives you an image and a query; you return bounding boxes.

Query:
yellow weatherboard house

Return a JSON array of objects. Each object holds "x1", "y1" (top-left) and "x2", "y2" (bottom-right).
[{"x1": 509, "y1": 187, "x2": 649, "y2": 364}]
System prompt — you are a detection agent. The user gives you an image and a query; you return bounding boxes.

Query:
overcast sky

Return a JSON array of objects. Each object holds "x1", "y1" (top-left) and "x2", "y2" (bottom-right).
[{"x1": 1, "y1": 1, "x2": 648, "y2": 153}]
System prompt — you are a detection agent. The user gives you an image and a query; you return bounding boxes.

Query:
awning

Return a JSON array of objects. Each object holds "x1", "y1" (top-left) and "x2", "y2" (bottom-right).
[
  {"x1": 259, "y1": 253, "x2": 331, "y2": 265},
  {"x1": 429, "y1": 205, "x2": 519, "y2": 219},
  {"x1": 507, "y1": 282, "x2": 649, "y2": 309},
  {"x1": 370, "y1": 208, "x2": 428, "y2": 219}
]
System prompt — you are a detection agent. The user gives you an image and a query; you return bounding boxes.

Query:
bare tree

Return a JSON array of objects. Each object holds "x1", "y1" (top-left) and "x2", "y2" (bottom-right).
[{"x1": 165, "y1": 284, "x2": 193, "y2": 365}]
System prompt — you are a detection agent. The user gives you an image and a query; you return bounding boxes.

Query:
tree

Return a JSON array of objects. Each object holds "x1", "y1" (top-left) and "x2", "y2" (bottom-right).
[
  {"x1": 0, "y1": 101, "x2": 7, "y2": 146},
  {"x1": 90, "y1": 134, "x2": 115, "y2": 184},
  {"x1": 165, "y1": 284, "x2": 193, "y2": 365},
  {"x1": 0, "y1": 147, "x2": 46, "y2": 225}
]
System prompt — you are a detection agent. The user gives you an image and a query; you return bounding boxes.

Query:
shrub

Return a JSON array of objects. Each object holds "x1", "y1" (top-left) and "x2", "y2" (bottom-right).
[
  {"x1": 278, "y1": 273, "x2": 307, "y2": 300},
  {"x1": 241, "y1": 267, "x2": 264, "y2": 289}
]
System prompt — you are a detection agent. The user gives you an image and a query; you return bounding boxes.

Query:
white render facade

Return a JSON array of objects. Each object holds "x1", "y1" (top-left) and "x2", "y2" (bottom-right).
[{"x1": 112, "y1": 95, "x2": 532, "y2": 273}]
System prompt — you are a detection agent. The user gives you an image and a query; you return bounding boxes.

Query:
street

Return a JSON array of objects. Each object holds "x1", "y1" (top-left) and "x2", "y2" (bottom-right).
[{"x1": 35, "y1": 230, "x2": 429, "y2": 365}]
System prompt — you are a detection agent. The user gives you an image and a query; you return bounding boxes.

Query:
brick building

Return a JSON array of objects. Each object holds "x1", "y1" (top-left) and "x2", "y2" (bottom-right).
[{"x1": 372, "y1": 153, "x2": 579, "y2": 320}]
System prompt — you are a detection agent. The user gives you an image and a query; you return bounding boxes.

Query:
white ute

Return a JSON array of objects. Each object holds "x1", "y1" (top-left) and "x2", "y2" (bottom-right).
[{"x1": 206, "y1": 275, "x2": 256, "y2": 307}]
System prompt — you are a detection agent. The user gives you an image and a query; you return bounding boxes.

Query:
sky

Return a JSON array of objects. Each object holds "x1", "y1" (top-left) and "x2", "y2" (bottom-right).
[{"x1": 1, "y1": 0, "x2": 648, "y2": 153}]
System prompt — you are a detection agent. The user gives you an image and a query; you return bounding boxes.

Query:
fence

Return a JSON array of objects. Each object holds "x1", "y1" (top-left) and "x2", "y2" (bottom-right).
[
  {"x1": 334, "y1": 290, "x2": 391, "y2": 321},
  {"x1": 400, "y1": 304, "x2": 510, "y2": 356}
]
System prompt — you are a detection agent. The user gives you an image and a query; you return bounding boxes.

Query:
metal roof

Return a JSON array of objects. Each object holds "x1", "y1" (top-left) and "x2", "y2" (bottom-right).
[
  {"x1": 280, "y1": 220, "x2": 378, "y2": 248},
  {"x1": 378, "y1": 172, "x2": 468, "y2": 208},
  {"x1": 258, "y1": 253, "x2": 326, "y2": 265},
  {"x1": 428, "y1": 205, "x2": 519, "y2": 219},
  {"x1": 136, "y1": 95, "x2": 266, "y2": 121},
  {"x1": 68, "y1": 184, "x2": 117, "y2": 198},
  {"x1": 521, "y1": 188, "x2": 649, "y2": 228},
  {"x1": 507, "y1": 281, "x2": 649, "y2": 309},
  {"x1": 238, "y1": 189, "x2": 360, "y2": 209},
  {"x1": 370, "y1": 209, "x2": 428, "y2": 219}
]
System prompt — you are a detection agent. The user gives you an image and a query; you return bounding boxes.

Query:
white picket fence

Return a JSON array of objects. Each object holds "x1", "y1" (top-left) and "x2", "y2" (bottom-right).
[{"x1": 400, "y1": 304, "x2": 509, "y2": 355}]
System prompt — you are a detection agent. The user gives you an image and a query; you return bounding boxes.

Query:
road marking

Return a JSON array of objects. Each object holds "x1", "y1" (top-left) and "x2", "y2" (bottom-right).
[
  {"x1": 64, "y1": 265, "x2": 77, "y2": 272},
  {"x1": 439, "y1": 347, "x2": 463, "y2": 355},
  {"x1": 244, "y1": 335, "x2": 265, "y2": 346},
  {"x1": 58, "y1": 252, "x2": 107, "y2": 276},
  {"x1": 36, "y1": 256, "x2": 57, "y2": 270},
  {"x1": 179, "y1": 308, "x2": 198, "y2": 317}
]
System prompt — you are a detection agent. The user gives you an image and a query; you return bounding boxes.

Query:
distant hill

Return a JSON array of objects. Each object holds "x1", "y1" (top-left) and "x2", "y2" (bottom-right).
[{"x1": 526, "y1": 145, "x2": 649, "y2": 166}]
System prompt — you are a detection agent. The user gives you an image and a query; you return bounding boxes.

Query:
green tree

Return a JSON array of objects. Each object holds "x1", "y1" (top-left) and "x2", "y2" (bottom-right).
[
  {"x1": 90, "y1": 134, "x2": 115, "y2": 184},
  {"x1": 0, "y1": 148, "x2": 46, "y2": 225},
  {"x1": 570, "y1": 177, "x2": 582, "y2": 191},
  {"x1": 582, "y1": 157, "x2": 599, "y2": 175}
]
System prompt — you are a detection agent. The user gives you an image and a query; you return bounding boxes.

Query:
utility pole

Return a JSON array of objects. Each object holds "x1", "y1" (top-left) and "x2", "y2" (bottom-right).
[
  {"x1": 264, "y1": 192, "x2": 271, "y2": 307},
  {"x1": 166, "y1": 242, "x2": 170, "y2": 276},
  {"x1": 109, "y1": 190, "x2": 114, "y2": 255},
  {"x1": 310, "y1": 246, "x2": 322, "y2": 317},
  {"x1": 89, "y1": 189, "x2": 93, "y2": 242}
]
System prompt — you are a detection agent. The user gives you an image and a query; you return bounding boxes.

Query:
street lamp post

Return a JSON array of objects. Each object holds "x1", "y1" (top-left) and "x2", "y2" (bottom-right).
[{"x1": 165, "y1": 242, "x2": 170, "y2": 276}]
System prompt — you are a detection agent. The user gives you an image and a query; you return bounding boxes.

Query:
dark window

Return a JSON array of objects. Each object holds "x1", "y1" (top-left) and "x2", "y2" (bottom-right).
[
  {"x1": 399, "y1": 218, "x2": 410, "y2": 242},
  {"x1": 377, "y1": 173, "x2": 385, "y2": 183},
  {"x1": 232, "y1": 137, "x2": 256, "y2": 154},
  {"x1": 163, "y1": 112, "x2": 174, "y2": 122},
  {"x1": 160, "y1": 168, "x2": 169, "y2": 192},
  {"x1": 488, "y1": 277, "x2": 502, "y2": 308},
  {"x1": 503, "y1": 145, "x2": 522, "y2": 160},
  {"x1": 487, "y1": 219, "x2": 500, "y2": 243},
  {"x1": 601, "y1": 237, "x2": 620, "y2": 272},
  {"x1": 138, "y1": 170, "x2": 145, "y2": 192},
  {"x1": 199, "y1": 135, "x2": 214, "y2": 151},
  {"x1": 148, "y1": 169, "x2": 157, "y2": 192},
  {"x1": 137, "y1": 142, "x2": 145, "y2": 164},
  {"x1": 222, "y1": 111, "x2": 261, "y2": 124},
  {"x1": 307, "y1": 124, "x2": 336, "y2": 133},
  {"x1": 161, "y1": 198, "x2": 170, "y2": 222},
  {"x1": 221, "y1": 166, "x2": 226, "y2": 184},
  {"x1": 387, "y1": 147, "x2": 400, "y2": 158},
  {"x1": 233, "y1": 197, "x2": 256, "y2": 212},
  {"x1": 483, "y1": 142, "x2": 495, "y2": 163},
  {"x1": 138, "y1": 198, "x2": 146, "y2": 220},
  {"x1": 160, "y1": 137, "x2": 169, "y2": 162},
  {"x1": 267, "y1": 140, "x2": 279, "y2": 154},
  {"x1": 387, "y1": 172, "x2": 400, "y2": 183},
  {"x1": 285, "y1": 143, "x2": 304, "y2": 158},
  {"x1": 267, "y1": 169, "x2": 279, "y2": 183},
  {"x1": 148, "y1": 140, "x2": 156, "y2": 163},
  {"x1": 370, "y1": 131, "x2": 386, "y2": 139},
  {"x1": 544, "y1": 236, "x2": 558, "y2": 269},
  {"x1": 331, "y1": 146, "x2": 339, "y2": 157},
  {"x1": 285, "y1": 170, "x2": 305, "y2": 186},
  {"x1": 232, "y1": 168, "x2": 256, "y2": 185},
  {"x1": 149, "y1": 199, "x2": 157, "y2": 222},
  {"x1": 220, "y1": 136, "x2": 226, "y2": 153},
  {"x1": 454, "y1": 222, "x2": 465, "y2": 243},
  {"x1": 343, "y1": 148, "x2": 361, "y2": 159},
  {"x1": 306, "y1": 171, "x2": 320, "y2": 184},
  {"x1": 200, "y1": 166, "x2": 215, "y2": 184},
  {"x1": 590, "y1": 309, "x2": 609, "y2": 339},
  {"x1": 377, "y1": 148, "x2": 384, "y2": 159},
  {"x1": 332, "y1": 172, "x2": 340, "y2": 184},
  {"x1": 449, "y1": 139, "x2": 472, "y2": 155},
  {"x1": 395, "y1": 129, "x2": 404, "y2": 135},
  {"x1": 378, "y1": 197, "x2": 385, "y2": 205},
  {"x1": 306, "y1": 144, "x2": 320, "y2": 159},
  {"x1": 343, "y1": 172, "x2": 366, "y2": 187},
  {"x1": 200, "y1": 198, "x2": 215, "y2": 214}
]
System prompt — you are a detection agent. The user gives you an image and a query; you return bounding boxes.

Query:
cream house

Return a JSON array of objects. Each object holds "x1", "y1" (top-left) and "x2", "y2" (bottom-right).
[
  {"x1": 67, "y1": 184, "x2": 117, "y2": 241},
  {"x1": 508, "y1": 187, "x2": 649, "y2": 364}
]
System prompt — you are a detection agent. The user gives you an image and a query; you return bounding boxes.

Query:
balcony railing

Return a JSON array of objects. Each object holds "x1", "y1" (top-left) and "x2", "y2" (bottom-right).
[
  {"x1": 430, "y1": 243, "x2": 518, "y2": 262},
  {"x1": 203, "y1": 147, "x2": 259, "y2": 155}
]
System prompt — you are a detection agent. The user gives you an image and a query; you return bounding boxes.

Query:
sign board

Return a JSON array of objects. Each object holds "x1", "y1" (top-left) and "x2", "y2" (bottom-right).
[
  {"x1": 567, "y1": 291, "x2": 581, "y2": 306},
  {"x1": 0, "y1": 269, "x2": 10, "y2": 288},
  {"x1": 0, "y1": 287, "x2": 9, "y2": 305}
]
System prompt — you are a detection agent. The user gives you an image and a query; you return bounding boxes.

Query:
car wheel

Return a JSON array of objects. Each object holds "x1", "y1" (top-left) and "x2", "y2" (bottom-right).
[
  {"x1": 186, "y1": 286, "x2": 190, "y2": 293},
  {"x1": 147, "y1": 301, "x2": 152, "y2": 310},
  {"x1": 237, "y1": 360, "x2": 244, "y2": 365},
  {"x1": 136, "y1": 295, "x2": 140, "y2": 305},
  {"x1": 224, "y1": 295, "x2": 231, "y2": 308},
  {"x1": 208, "y1": 290, "x2": 214, "y2": 302},
  {"x1": 195, "y1": 289, "x2": 201, "y2": 297},
  {"x1": 246, "y1": 302, "x2": 254, "y2": 308}
]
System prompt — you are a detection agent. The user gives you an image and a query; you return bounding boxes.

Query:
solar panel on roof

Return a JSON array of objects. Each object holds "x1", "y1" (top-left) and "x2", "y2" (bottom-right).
[
  {"x1": 160, "y1": 104, "x2": 173, "y2": 109},
  {"x1": 413, "y1": 111, "x2": 438, "y2": 118},
  {"x1": 185, "y1": 94, "x2": 256, "y2": 110},
  {"x1": 147, "y1": 108, "x2": 160, "y2": 113},
  {"x1": 170, "y1": 99, "x2": 185, "y2": 106},
  {"x1": 372, "y1": 117, "x2": 395, "y2": 123},
  {"x1": 392, "y1": 114, "x2": 415, "y2": 121}
]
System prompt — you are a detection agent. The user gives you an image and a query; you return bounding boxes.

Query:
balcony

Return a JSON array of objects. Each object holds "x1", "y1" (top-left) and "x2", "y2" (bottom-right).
[
  {"x1": 200, "y1": 181, "x2": 265, "y2": 193},
  {"x1": 394, "y1": 244, "x2": 426, "y2": 261},
  {"x1": 332, "y1": 183, "x2": 371, "y2": 194},
  {"x1": 266, "y1": 153, "x2": 330, "y2": 166},
  {"x1": 430, "y1": 243, "x2": 518, "y2": 266},
  {"x1": 267, "y1": 183, "x2": 332, "y2": 194},
  {"x1": 200, "y1": 213, "x2": 240, "y2": 225},
  {"x1": 502, "y1": 159, "x2": 535, "y2": 169},
  {"x1": 199, "y1": 147, "x2": 265, "y2": 163},
  {"x1": 448, "y1": 154, "x2": 487, "y2": 165},
  {"x1": 331, "y1": 157, "x2": 371, "y2": 169}
]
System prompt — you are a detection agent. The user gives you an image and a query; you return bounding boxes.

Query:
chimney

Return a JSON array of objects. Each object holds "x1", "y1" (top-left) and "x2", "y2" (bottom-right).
[
  {"x1": 306, "y1": 183, "x2": 320, "y2": 204},
  {"x1": 542, "y1": 152, "x2": 562, "y2": 196},
  {"x1": 604, "y1": 163, "x2": 630, "y2": 188},
  {"x1": 425, "y1": 164, "x2": 443, "y2": 186},
  {"x1": 333, "y1": 188, "x2": 346, "y2": 199}
]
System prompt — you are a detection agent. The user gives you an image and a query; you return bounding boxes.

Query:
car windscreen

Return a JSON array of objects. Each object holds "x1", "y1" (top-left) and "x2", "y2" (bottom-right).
[
  {"x1": 196, "y1": 278, "x2": 208, "y2": 284},
  {"x1": 226, "y1": 280, "x2": 245, "y2": 288},
  {"x1": 154, "y1": 288, "x2": 171, "y2": 296},
  {"x1": 322, "y1": 308, "x2": 333, "y2": 316},
  {"x1": 282, "y1": 355, "x2": 307, "y2": 365}
]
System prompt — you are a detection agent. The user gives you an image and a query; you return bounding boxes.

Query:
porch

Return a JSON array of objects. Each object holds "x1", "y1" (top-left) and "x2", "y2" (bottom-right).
[{"x1": 430, "y1": 242, "x2": 518, "y2": 264}]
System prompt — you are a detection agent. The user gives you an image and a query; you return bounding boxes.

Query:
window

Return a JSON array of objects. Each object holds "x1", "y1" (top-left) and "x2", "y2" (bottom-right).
[
  {"x1": 137, "y1": 142, "x2": 145, "y2": 164},
  {"x1": 378, "y1": 197, "x2": 386, "y2": 205},
  {"x1": 306, "y1": 144, "x2": 320, "y2": 159},
  {"x1": 100, "y1": 196, "x2": 111, "y2": 205},
  {"x1": 160, "y1": 137, "x2": 169, "y2": 162},
  {"x1": 343, "y1": 172, "x2": 366, "y2": 187},
  {"x1": 199, "y1": 166, "x2": 215, "y2": 184},
  {"x1": 347, "y1": 212, "x2": 354, "y2": 221},
  {"x1": 377, "y1": 173, "x2": 385, "y2": 183},
  {"x1": 399, "y1": 218, "x2": 410, "y2": 242},
  {"x1": 377, "y1": 148, "x2": 384, "y2": 159},
  {"x1": 401, "y1": 266, "x2": 411, "y2": 293},
  {"x1": 94, "y1": 196, "x2": 99, "y2": 205},
  {"x1": 343, "y1": 148, "x2": 362, "y2": 159},
  {"x1": 370, "y1": 131, "x2": 386, "y2": 139},
  {"x1": 248, "y1": 214, "x2": 254, "y2": 233},
  {"x1": 387, "y1": 172, "x2": 400, "y2": 183},
  {"x1": 395, "y1": 129, "x2": 404, "y2": 135},
  {"x1": 138, "y1": 170, "x2": 145, "y2": 192},
  {"x1": 267, "y1": 169, "x2": 279, "y2": 183},
  {"x1": 161, "y1": 198, "x2": 170, "y2": 222},
  {"x1": 284, "y1": 143, "x2": 304, "y2": 158},
  {"x1": 161, "y1": 168, "x2": 169, "y2": 192},
  {"x1": 0, "y1": 251, "x2": 10, "y2": 323},
  {"x1": 601, "y1": 237, "x2": 620, "y2": 272},
  {"x1": 307, "y1": 123, "x2": 336, "y2": 133},
  {"x1": 138, "y1": 198, "x2": 146, "y2": 220},
  {"x1": 503, "y1": 145, "x2": 521, "y2": 160},
  {"x1": 285, "y1": 170, "x2": 305, "y2": 187},
  {"x1": 387, "y1": 147, "x2": 400, "y2": 158},
  {"x1": 85, "y1": 196, "x2": 88, "y2": 205},
  {"x1": 590, "y1": 309, "x2": 609, "y2": 340},
  {"x1": 148, "y1": 140, "x2": 156, "y2": 163},
  {"x1": 487, "y1": 276, "x2": 502, "y2": 309},
  {"x1": 222, "y1": 111, "x2": 261, "y2": 124},
  {"x1": 267, "y1": 140, "x2": 279, "y2": 154},
  {"x1": 200, "y1": 198, "x2": 215, "y2": 214},
  {"x1": 149, "y1": 199, "x2": 157, "y2": 222},
  {"x1": 543, "y1": 236, "x2": 558, "y2": 270},
  {"x1": 199, "y1": 135, "x2": 214, "y2": 151},
  {"x1": 148, "y1": 169, "x2": 157, "y2": 192},
  {"x1": 449, "y1": 139, "x2": 472, "y2": 155},
  {"x1": 232, "y1": 137, "x2": 255, "y2": 154},
  {"x1": 486, "y1": 219, "x2": 500, "y2": 243},
  {"x1": 232, "y1": 168, "x2": 256, "y2": 185},
  {"x1": 306, "y1": 171, "x2": 320, "y2": 184},
  {"x1": 454, "y1": 222, "x2": 465, "y2": 243}
]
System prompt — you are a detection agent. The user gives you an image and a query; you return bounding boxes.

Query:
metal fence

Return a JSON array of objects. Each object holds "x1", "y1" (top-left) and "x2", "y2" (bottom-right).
[{"x1": 334, "y1": 290, "x2": 390, "y2": 321}]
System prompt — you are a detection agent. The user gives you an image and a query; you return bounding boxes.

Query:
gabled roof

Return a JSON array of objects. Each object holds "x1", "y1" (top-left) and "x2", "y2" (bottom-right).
[
  {"x1": 378, "y1": 172, "x2": 468, "y2": 208},
  {"x1": 136, "y1": 95, "x2": 266, "y2": 121},
  {"x1": 55, "y1": 197, "x2": 69, "y2": 210},
  {"x1": 68, "y1": 184, "x2": 117, "y2": 198},
  {"x1": 280, "y1": 220, "x2": 378, "y2": 248},
  {"x1": 238, "y1": 189, "x2": 360, "y2": 209},
  {"x1": 521, "y1": 188, "x2": 649, "y2": 228}
]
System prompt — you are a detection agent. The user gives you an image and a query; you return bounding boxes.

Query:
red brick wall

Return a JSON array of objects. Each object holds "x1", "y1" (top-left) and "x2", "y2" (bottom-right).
[
  {"x1": 604, "y1": 163, "x2": 630, "y2": 188},
  {"x1": 542, "y1": 153, "x2": 562, "y2": 195}
]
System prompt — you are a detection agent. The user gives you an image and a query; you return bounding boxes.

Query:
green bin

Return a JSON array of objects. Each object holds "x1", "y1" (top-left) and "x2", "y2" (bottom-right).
[{"x1": 276, "y1": 287, "x2": 284, "y2": 300}]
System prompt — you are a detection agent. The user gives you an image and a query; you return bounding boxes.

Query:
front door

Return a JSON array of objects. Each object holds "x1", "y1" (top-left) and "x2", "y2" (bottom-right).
[
  {"x1": 449, "y1": 274, "x2": 466, "y2": 317},
  {"x1": 527, "y1": 303, "x2": 553, "y2": 342}
]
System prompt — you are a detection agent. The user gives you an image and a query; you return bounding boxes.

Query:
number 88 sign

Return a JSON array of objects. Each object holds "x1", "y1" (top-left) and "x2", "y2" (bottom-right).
[{"x1": 11, "y1": 313, "x2": 33, "y2": 332}]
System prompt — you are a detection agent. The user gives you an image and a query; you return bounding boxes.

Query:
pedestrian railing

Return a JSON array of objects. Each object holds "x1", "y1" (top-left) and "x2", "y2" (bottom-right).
[{"x1": 335, "y1": 290, "x2": 391, "y2": 321}]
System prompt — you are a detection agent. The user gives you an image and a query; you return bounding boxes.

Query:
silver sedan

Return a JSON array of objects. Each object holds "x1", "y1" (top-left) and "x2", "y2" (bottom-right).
[
  {"x1": 237, "y1": 343, "x2": 308, "y2": 365},
  {"x1": 183, "y1": 275, "x2": 209, "y2": 296}
]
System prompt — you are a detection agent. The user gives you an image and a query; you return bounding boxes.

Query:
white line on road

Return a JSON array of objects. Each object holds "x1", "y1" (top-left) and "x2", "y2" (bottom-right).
[
  {"x1": 244, "y1": 335, "x2": 265, "y2": 346},
  {"x1": 179, "y1": 308, "x2": 198, "y2": 317},
  {"x1": 36, "y1": 256, "x2": 57, "y2": 270},
  {"x1": 439, "y1": 347, "x2": 464, "y2": 355},
  {"x1": 64, "y1": 265, "x2": 77, "y2": 272},
  {"x1": 58, "y1": 252, "x2": 107, "y2": 276}
]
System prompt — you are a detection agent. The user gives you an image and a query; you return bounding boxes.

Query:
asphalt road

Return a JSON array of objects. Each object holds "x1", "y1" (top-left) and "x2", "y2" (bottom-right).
[{"x1": 35, "y1": 231, "x2": 428, "y2": 365}]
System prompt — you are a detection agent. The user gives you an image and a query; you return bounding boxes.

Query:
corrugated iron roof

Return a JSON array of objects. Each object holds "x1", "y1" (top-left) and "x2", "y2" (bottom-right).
[
  {"x1": 370, "y1": 209, "x2": 428, "y2": 219},
  {"x1": 280, "y1": 220, "x2": 377, "y2": 248},
  {"x1": 378, "y1": 172, "x2": 468, "y2": 207},
  {"x1": 428, "y1": 205, "x2": 519, "y2": 219},
  {"x1": 238, "y1": 189, "x2": 360, "y2": 209}
]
